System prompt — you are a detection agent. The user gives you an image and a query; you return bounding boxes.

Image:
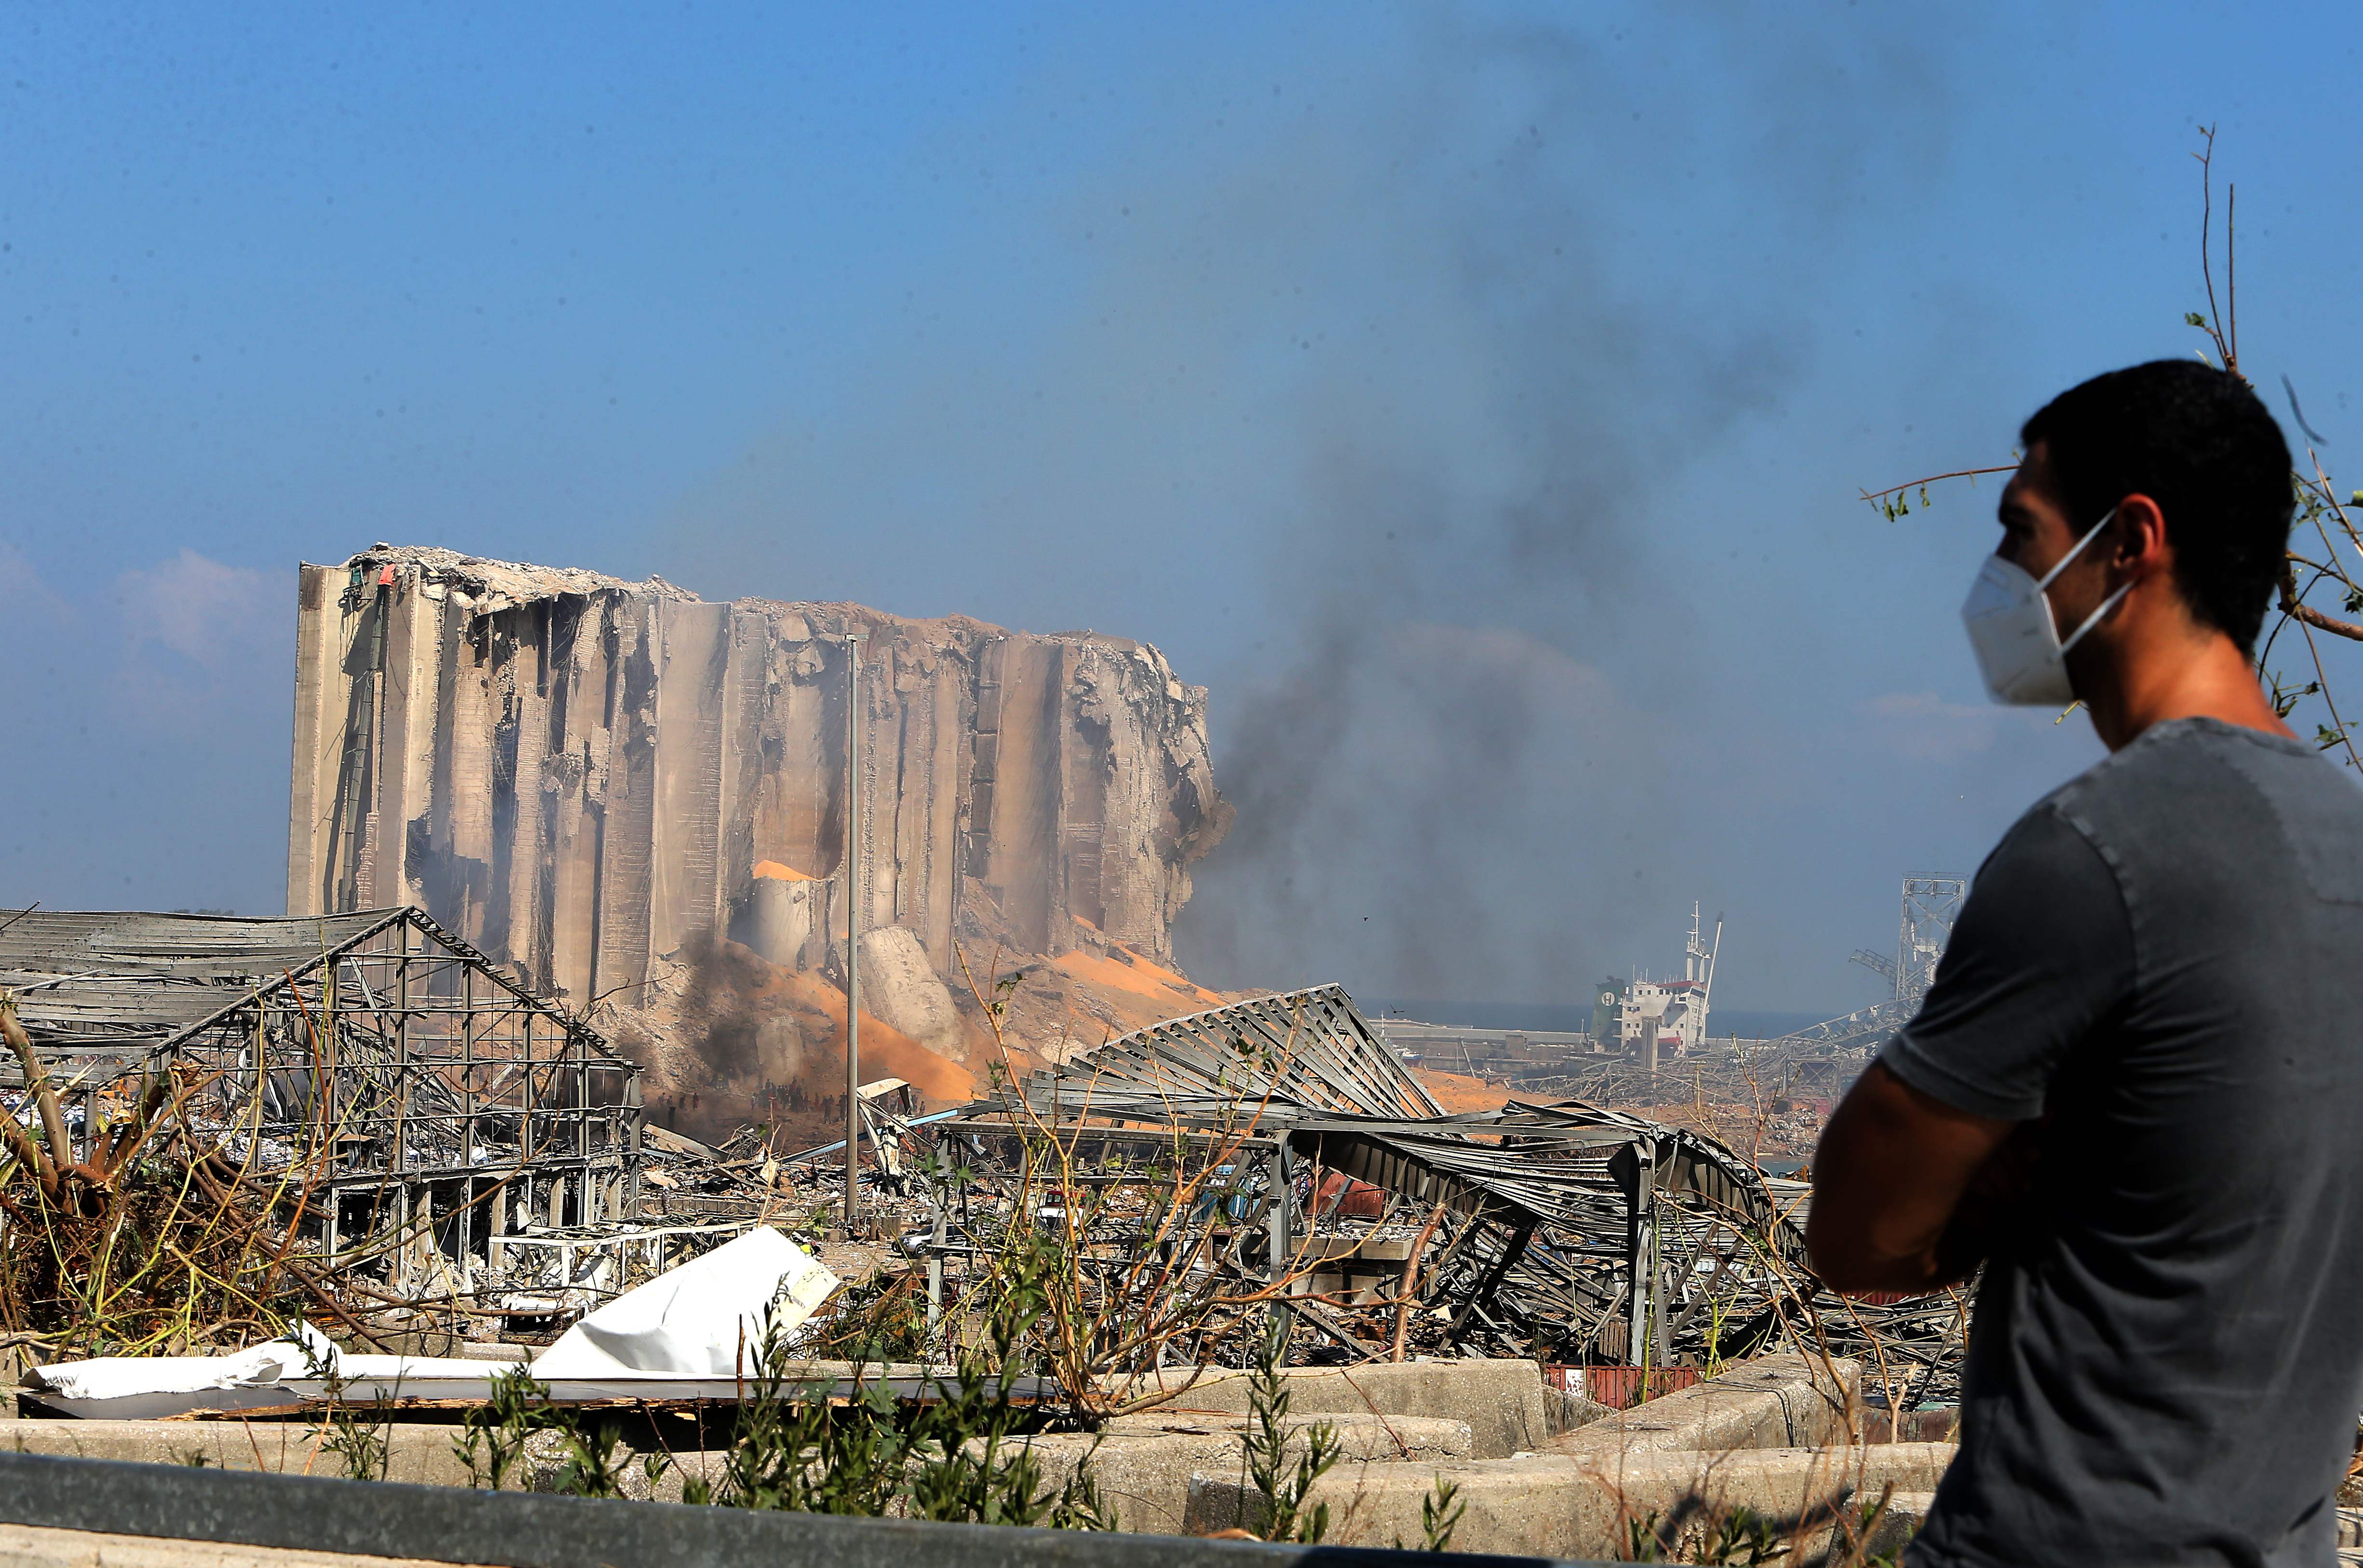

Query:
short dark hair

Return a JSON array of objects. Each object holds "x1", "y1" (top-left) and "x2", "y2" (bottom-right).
[{"x1": 2021, "y1": 360, "x2": 2294, "y2": 652}]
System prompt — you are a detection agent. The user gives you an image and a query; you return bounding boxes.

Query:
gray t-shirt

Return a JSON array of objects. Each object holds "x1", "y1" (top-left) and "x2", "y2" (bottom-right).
[{"x1": 1881, "y1": 717, "x2": 2363, "y2": 1568}]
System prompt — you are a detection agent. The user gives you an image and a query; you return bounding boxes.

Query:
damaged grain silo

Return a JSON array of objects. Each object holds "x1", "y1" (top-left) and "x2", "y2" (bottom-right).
[
  {"x1": 281, "y1": 545, "x2": 1238, "y2": 1133},
  {"x1": 283, "y1": 545, "x2": 1235, "y2": 1119}
]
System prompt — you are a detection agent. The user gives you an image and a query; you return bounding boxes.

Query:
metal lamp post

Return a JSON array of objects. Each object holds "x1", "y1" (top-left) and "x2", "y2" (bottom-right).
[{"x1": 843, "y1": 631, "x2": 864, "y2": 1236}]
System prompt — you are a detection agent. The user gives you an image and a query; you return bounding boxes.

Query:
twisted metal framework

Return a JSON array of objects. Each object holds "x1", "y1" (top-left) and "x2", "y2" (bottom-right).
[
  {"x1": 1, "y1": 907, "x2": 641, "y2": 1299},
  {"x1": 938, "y1": 984, "x2": 1966, "y2": 1402},
  {"x1": 1016, "y1": 985, "x2": 1445, "y2": 1126}
]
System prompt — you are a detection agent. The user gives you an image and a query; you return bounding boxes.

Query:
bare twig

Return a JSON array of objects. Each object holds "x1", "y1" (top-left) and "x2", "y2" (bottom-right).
[
  {"x1": 1390, "y1": 1203, "x2": 1448, "y2": 1363},
  {"x1": 2194, "y1": 125, "x2": 2239, "y2": 376},
  {"x1": 1, "y1": 995, "x2": 71, "y2": 1184},
  {"x1": 1857, "y1": 465, "x2": 2015, "y2": 506}
]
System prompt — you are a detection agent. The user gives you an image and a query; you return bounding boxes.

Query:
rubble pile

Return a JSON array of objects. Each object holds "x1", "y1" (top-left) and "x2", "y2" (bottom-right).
[
  {"x1": 811, "y1": 985, "x2": 1969, "y2": 1409},
  {"x1": 3, "y1": 904, "x2": 1963, "y2": 1429}
]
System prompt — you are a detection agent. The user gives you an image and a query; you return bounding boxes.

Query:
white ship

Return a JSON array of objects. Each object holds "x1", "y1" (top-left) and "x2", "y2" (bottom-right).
[{"x1": 1591, "y1": 904, "x2": 1722, "y2": 1071}]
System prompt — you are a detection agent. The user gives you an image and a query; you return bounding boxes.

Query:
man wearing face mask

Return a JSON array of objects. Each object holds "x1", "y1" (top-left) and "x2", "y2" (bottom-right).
[{"x1": 1808, "y1": 359, "x2": 2363, "y2": 1568}]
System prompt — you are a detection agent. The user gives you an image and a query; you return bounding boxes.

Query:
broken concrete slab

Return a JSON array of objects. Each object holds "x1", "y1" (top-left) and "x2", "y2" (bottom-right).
[
  {"x1": 0, "y1": 1420, "x2": 480, "y2": 1489},
  {"x1": 1548, "y1": 1354, "x2": 1859, "y2": 1460},
  {"x1": 1132, "y1": 1359, "x2": 1548, "y2": 1460},
  {"x1": 858, "y1": 926, "x2": 968, "y2": 1065},
  {"x1": 1017, "y1": 1411, "x2": 1471, "y2": 1537}
]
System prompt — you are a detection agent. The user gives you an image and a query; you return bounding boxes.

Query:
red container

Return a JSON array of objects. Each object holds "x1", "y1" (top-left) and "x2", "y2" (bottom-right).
[{"x1": 1313, "y1": 1172, "x2": 1385, "y2": 1220}]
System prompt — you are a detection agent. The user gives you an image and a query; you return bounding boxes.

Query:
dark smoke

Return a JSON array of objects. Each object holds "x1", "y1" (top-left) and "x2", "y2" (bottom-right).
[
  {"x1": 675, "y1": 932, "x2": 765, "y2": 1085},
  {"x1": 656, "y1": 5, "x2": 1961, "y2": 1011},
  {"x1": 1173, "y1": 8, "x2": 1953, "y2": 1004},
  {"x1": 630, "y1": 933, "x2": 843, "y2": 1145}
]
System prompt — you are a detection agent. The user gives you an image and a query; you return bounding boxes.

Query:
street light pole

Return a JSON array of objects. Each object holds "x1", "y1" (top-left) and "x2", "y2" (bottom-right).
[{"x1": 843, "y1": 630, "x2": 864, "y2": 1236}]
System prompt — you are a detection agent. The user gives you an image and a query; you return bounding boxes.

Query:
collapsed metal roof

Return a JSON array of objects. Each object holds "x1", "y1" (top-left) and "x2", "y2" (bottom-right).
[
  {"x1": 0, "y1": 907, "x2": 624, "y2": 1074},
  {"x1": 951, "y1": 982, "x2": 1962, "y2": 1402},
  {"x1": 0, "y1": 906, "x2": 647, "y2": 1321},
  {"x1": 2, "y1": 909, "x2": 388, "y2": 1060}
]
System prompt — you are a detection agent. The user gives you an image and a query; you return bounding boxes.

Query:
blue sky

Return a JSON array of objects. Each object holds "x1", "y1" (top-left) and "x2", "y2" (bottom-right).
[{"x1": 4, "y1": 2, "x2": 2359, "y2": 1013}]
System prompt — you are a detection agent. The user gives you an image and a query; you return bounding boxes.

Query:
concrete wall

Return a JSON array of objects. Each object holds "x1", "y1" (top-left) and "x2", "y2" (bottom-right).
[
  {"x1": 287, "y1": 548, "x2": 1230, "y2": 1004},
  {"x1": 1139, "y1": 1359, "x2": 1551, "y2": 1462},
  {"x1": 1183, "y1": 1353, "x2": 1887, "y2": 1557},
  {"x1": 0, "y1": 1358, "x2": 1936, "y2": 1559},
  {"x1": 1013, "y1": 1412, "x2": 1473, "y2": 1538},
  {"x1": 0, "y1": 1523, "x2": 461, "y2": 1568},
  {"x1": 0, "y1": 1420, "x2": 479, "y2": 1488}
]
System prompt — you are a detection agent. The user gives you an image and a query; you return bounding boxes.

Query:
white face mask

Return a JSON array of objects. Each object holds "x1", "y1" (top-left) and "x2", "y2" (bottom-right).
[{"x1": 1959, "y1": 508, "x2": 2133, "y2": 706}]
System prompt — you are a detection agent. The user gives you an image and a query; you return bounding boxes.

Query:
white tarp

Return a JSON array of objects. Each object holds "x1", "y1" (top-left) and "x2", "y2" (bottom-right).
[
  {"x1": 530, "y1": 1226, "x2": 840, "y2": 1379},
  {"x1": 20, "y1": 1323, "x2": 497, "y2": 1401},
  {"x1": 23, "y1": 1225, "x2": 835, "y2": 1403},
  {"x1": 21, "y1": 1322, "x2": 343, "y2": 1402}
]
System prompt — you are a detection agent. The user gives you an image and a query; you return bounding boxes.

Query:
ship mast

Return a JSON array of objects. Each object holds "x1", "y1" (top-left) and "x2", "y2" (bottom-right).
[{"x1": 1701, "y1": 913, "x2": 1723, "y2": 1042}]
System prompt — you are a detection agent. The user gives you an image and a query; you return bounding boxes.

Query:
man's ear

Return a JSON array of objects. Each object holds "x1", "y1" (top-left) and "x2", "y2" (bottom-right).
[{"x1": 2114, "y1": 493, "x2": 2172, "y2": 575}]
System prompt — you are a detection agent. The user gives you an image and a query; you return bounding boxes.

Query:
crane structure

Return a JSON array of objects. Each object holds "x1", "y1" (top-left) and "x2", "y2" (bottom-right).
[{"x1": 1767, "y1": 876, "x2": 1969, "y2": 1078}]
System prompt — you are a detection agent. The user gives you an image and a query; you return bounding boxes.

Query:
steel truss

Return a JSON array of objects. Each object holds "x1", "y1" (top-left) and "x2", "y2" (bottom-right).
[
  {"x1": 911, "y1": 985, "x2": 1963, "y2": 1401},
  {"x1": 1, "y1": 906, "x2": 642, "y2": 1310}
]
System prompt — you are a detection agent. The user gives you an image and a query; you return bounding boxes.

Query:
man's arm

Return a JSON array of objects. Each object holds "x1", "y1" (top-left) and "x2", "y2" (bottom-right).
[
  {"x1": 1809, "y1": 806, "x2": 2127, "y2": 1294},
  {"x1": 1807, "y1": 1061, "x2": 2025, "y2": 1295}
]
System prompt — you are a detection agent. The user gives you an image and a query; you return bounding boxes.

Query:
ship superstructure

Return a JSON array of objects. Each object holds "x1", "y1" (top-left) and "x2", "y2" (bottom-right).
[{"x1": 1592, "y1": 904, "x2": 1721, "y2": 1070}]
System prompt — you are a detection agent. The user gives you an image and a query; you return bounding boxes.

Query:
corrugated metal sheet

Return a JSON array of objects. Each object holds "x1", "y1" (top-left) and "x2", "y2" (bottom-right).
[
  {"x1": 954, "y1": 984, "x2": 1962, "y2": 1397},
  {"x1": 0, "y1": 908, "x2": 403, "y2": 1055}
]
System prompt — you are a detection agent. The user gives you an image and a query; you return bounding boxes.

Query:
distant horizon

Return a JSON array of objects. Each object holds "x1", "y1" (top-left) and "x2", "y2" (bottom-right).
[
  {"x1": 1364, "y1": 997, "x2": 1851, "y2": 1040},
  {"x1": 0, "y1": 898, "x2": 1874, "y2": 1039}
]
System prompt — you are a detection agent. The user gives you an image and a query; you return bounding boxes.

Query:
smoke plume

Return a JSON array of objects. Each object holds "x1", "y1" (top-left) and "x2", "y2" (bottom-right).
[
  {"x1": 1169, "y1": 9, "x2": 1954, "y2": 1003},
  {"x1": 657, "y1": 5, "x2": 1960, "y2": 1008}
]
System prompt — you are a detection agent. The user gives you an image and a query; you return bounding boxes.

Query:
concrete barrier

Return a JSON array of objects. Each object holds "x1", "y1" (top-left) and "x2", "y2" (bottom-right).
[
  {"x1": 0, "y1": 1449, "x2": 1623, "y2": 1567},
  {"x1": 0, "y1": 1361, "x2": 973, "y2": 1503},
  {"x1": 1018, "y1": 1413, "x2": 1471, "y2": 1537},
  {"x1": 1541, "y1": 1388, "x2": 1615, "y2": 1436},
  {"x1": 0, "y1": 1419, "x2": 480, "y2": 1488},
  {"x1": 1189, "y1": 1452, "x2": 1579, "y2": 1552},
  {"x1": 1549, "y1": 1355, "x2": 1858, "y2": 1461},
  {"x1": 0, "y1": 1353, "x2": 1921, "y2": 1559},
  {"x1": 0, "y1": 1415, "x2": 751, "y2": 1502},
  {"x1": 1865, "y1": 1490, "x2": 1938, "y2": 1562},
  {"x1": 1185, "y1": 1442, "x2": 1948, "y2": 1560},
  {"x1": 1181, "y1": 1355, "x2": 1936, "y2": 1560},
  {"x1": 1128, "y1": 1359, "x2": 1548, "y2": 1460},
  {"x1": 1603, "y1": 1446, "x2": 1950, "y2": 1562}
]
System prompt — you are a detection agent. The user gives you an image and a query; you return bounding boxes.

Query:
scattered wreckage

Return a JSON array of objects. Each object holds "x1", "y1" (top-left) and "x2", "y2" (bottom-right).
[
  {"x1": 850, "y1": 984, "x2": 1967, "y2": 1412},
  {"x1": 0, "y1": 907, "x2": 651, "y2": 1347},
  {"x1": 3, "y1": 906, "x2": 1961, "y2": 1421},
  {"x1": 19, "y1": 1227, "x2": 842, "y2": 1419}
]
